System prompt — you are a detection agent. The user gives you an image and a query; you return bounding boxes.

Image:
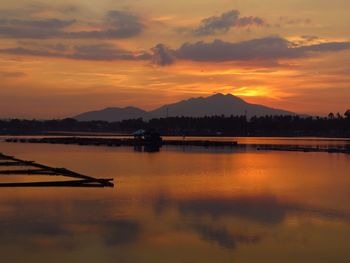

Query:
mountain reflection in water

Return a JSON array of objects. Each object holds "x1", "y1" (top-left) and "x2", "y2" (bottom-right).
[{"x1": 0, "y1": 139, "x2": 350, "y2": 262}]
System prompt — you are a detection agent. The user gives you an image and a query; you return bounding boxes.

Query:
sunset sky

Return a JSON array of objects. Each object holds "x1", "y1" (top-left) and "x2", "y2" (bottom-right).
[{"x1": 0, "y1": 0, "x2": 349, "y2": 118}]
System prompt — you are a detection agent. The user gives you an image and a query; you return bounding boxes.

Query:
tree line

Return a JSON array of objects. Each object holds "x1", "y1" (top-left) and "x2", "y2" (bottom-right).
[{"x1": 1, "y1": 111, "x2": 350, "y2": 137}]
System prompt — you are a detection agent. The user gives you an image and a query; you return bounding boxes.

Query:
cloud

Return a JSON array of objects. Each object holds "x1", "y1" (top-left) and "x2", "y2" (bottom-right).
[
  {"x1": 69, "y1": 10, "x2": 144, "y2": 39},
  {"x1": 0, "y1": 18, "x2": 75, "y2": 29},
  {"x1": 0, "y1": 18, "x2": 76, "y2": 39},
  {"x1": 151, "y1": 37, "x2": 350, "y2": 65},
  {"x1": 70, "y1": 44, "x2": 137, "y2": 60},
  {"x1": 0, "y1": 10, "x2": 144, "y2": 39},
  {"x1": 0, "y1": 43, "x2": 149, "y2": 61},
  {"x1": 300, "y1": 41, "x2": 350, "y2": 53},
  {"x1": 0, "y1": 46, "x2": 60, "y2": 57},
  {"x1": 177, "y1": 37, "x2": 295, "y2": 62},
  {"x1": 2, "y1": 36, "x2": 350, "y2": 64},
  {"x1": 106, "y1": 10, "x2": 144, "y2": 38},
  {"x1": 193, "y1": 10, "x2": 265, "y2": 36},
  {"x1": 151, "y1": 44, "x2": 176, "y2": 66}
]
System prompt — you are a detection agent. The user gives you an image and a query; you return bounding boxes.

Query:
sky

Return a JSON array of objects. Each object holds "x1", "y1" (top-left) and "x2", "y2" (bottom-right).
[{"x1": 0, "y1": 0, "x2": 349, "y2": 118}]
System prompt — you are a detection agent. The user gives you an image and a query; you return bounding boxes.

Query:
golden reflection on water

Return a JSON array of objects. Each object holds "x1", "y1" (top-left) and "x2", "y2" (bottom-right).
[{"x1": 0, "y1": 141, "x2": 350, "y2": 262}]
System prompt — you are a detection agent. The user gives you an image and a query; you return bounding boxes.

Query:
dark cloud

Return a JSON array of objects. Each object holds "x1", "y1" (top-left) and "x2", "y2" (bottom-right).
[
  {"x1": 300, "y1": 41, "x2": 350, "y2": 53},
  {"x1": 193, "y1": 10, "x2": 265, "y2": 36},
  {"x1": 2, "y1": 36, "x2": 350, "y2": 64},
  {"x1": 0, "y1": 10, "x2": 144, "y2": 39},
  {"x1": 177, "y1": 37, "x2": 295, "y2": 62},
  {"x1": 106, "y1": 10, "x2": 144, "y2": 38},
  {"x1": 16, "y1": 41, "x2": 70, "y2": 51},
  {"x1": 0, "y1": 46, "x2": 62, "y2": 57},
  {"x1": 0, "y1": 18, "x2": 75, "y2": 29},
  {"x1": 152, "y1": 37, "x2": 350, "y2": 65},
  {"x1": 151, "y1": 44, "x2": 176, "y2": 66},
  {"x1": 70, "y1": 44, "x2": 137, "y2": 60},
  {"x1": 0, "y1": 43, "x2": 149, "y2": 61},
  {"x1": 0, "y1": 18, "x2": 76, "y2": 39},
  {"x1": 69, "y1": 10, "x2": 144, "y2": 39}
]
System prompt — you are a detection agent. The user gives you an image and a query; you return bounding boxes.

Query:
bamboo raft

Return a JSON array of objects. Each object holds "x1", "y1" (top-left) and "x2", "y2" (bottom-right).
[
  {"x1": 257, "y1": 145, "x2": 350, "y2": 154},
  {"x1": 0, "y1": 153, "x2": 113, "y2": 187},
  {"x1": 4, "y1": 137, "x2": 238, "y2": 148}
]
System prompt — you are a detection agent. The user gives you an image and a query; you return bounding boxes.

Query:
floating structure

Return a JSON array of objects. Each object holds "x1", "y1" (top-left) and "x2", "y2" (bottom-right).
[
  {"x1": 257, "y1": 145, "x2": 350, "y2": 154},
  {"x1": 5, "y1": 137, "x2": 238, "y2": 149},
  {"x1": 163, "y1": 139, "x2": 238, "y2": 147},
  {"x1": 0, "y1": 152, "x2": 113, "y2": 187},
  {"x1": 5, "y1": 138, "x2": 350, "y2": 154}
]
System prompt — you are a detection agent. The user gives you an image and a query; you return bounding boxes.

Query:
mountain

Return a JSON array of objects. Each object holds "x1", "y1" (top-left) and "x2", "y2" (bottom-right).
[
  {"x1": 74, "y1": 106, "x2": 147, "y2": 122},
  {"x1": 149, "y1": 93, "x2": 294, "y2": 118},
  {"x1": 73, "y1": 93, "x2": 296, "y2": 121}
]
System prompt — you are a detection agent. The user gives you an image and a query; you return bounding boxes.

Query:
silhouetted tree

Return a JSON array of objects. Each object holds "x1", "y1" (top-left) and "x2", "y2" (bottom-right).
[
  {"x1": 345, "y1": 109, "x2": 350, "y2": 119},
  {"x1": 1, "y1": 113, "x2": 350, "y2": 137}
]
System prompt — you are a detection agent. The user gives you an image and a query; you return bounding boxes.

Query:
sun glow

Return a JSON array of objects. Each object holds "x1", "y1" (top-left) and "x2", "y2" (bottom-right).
[{"x1": 223, "y1": 86, "x2": 286, "y2": 99}]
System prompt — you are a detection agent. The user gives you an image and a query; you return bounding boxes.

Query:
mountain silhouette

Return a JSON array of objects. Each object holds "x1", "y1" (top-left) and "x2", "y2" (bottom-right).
[
  {"x1": 75, "y1": 106, "x2": 147, "y2": 122},
  {"x1": 74, "y1": 93, "x2": 296, "y2": 122}
]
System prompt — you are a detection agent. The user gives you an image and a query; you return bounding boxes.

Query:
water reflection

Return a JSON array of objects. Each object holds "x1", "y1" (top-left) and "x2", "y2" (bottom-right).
[
  {"x1": 186, "y1": 223, "x2": 261, "y2": 250},
  {"x1": 0, "y1": 141, "x2": 350, "y2": 262},
  {"x1": 134, "y1": 144, "x2": 161, "y2": 153},
  {"x1": 100, "y1": 220, "x2": 141, "y2": 246},
  {"x1": 0, "y1": 197, "x2": 141, "y2": 251},
  {"x1": 176, "y1": 196, "x2": 288, "y2": 224},
  {"x1": 153, "y1": 193, "x2": 350, "y2": 251}
]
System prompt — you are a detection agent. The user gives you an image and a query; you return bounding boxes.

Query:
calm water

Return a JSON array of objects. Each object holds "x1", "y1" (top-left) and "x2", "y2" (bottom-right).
[{"x1": 0, "y1": 139, "x2": 350, "y2": 262}]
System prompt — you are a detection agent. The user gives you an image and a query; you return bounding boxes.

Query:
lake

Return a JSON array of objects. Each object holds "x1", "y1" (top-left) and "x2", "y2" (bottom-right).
[{"x1": 0, "y1": 138, "x2": 350, "y2": 262}]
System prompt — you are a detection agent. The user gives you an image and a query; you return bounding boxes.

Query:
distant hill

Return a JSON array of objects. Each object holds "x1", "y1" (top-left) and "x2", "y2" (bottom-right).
[
  {"x1": 149, "y1": 93, "x2": 294, "y2": 119},
  {"x1": 73, "y1": 93, "x2": 296, "y2": 122},
  {"x1": 74, "y1": 107, "x2": 147, "y2": 122}
]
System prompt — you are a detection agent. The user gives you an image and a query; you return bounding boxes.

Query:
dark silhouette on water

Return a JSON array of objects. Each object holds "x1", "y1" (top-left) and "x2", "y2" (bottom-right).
[
  {"x1": 133, "y1": 129, "x2": 163, "y2": 152},
  {"x1": 5, "y1": 137, "x2": 238, "y2": 148},
  {"x1": 0, "y1": 153, "x2": 113, "y2": 187}
]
